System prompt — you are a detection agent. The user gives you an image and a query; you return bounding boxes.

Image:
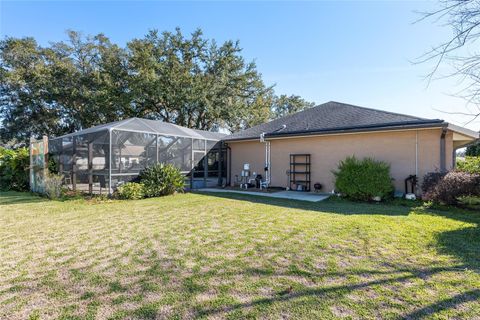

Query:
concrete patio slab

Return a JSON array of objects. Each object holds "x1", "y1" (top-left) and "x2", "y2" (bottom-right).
[{"x1": 198, "y1": 188, "x2": 330, "y2": 202}]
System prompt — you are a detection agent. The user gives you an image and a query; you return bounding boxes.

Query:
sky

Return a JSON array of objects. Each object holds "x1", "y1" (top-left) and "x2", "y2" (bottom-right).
[{"x1": 1, "y1": 0, "x2": 478, "y2": 130}]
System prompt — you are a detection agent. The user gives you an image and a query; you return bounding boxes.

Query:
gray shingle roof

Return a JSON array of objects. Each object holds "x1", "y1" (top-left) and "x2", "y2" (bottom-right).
[{"x1": 225, "y1": 101, "x2": 445, "y2": 141}]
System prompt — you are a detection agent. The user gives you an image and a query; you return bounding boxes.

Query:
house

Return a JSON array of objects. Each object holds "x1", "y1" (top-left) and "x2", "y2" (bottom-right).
[
  {"x1": 42, "y1": 101, "x2": 478, "y2": 195},
  {"x1": 224, "y1": 101, "x2": 479, "y2": 193}
]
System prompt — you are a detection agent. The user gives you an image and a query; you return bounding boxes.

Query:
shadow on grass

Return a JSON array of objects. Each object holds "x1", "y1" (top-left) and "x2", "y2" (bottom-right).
[
  {"x1": 3, "y1": 246, "x2": 476, "y2": 319},
  {"x1": 0, "y1": 191, "x2": 91, "y2": 206},
  {"x1": 0, "y1": 191, "x2": 45, "y2": 206},
  {"x1": 417, "y1": 206, "x2": 480, "y2": 273},
  {"x1": 194, "y1": 264, "x2": 479, "y2": 318},
  {"x1": 198, "y1": 191, "x2": 480, "y2": 272},
  {"x1": 436, "y1": 226, "x2": 480, "y2": 273},
  {"x1": 58, "y1": 251, "x2": 476, "y2": 319},
  {"x1": 403, "y1": 289, "x2": 480, "y2": 319},
  {"x1": 214, "y1": 192, "x2": 480, "y2": 316},
  {"x1": 196, "y1": 191, "x2": 415, "y2": 216},
  {"x1": 402, "y1": 202, "x2": 480, "y2": 273}
]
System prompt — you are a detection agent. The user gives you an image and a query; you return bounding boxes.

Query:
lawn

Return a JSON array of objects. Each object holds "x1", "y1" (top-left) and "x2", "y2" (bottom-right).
[{"x1": 0, "y1": 191, "x2": 479, "y2": 319}]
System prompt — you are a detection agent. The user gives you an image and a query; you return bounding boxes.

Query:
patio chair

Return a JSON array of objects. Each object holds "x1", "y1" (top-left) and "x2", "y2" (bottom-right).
[{"x1": 259, "y1": 178, "x2": 269, "y2": 190}]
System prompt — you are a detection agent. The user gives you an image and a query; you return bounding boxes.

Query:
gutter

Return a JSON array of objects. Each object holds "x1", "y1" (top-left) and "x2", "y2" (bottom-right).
[
  {"x1": 224, "y1": 121, "x2": 446, "y2": 142},
  {"x1": 265, "y1": 120, "x2": 445, "y2": 138}
]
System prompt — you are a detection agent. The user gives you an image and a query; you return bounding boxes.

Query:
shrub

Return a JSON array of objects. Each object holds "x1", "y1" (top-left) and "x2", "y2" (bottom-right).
[
  {"x1": 456, "y1": 156, "x2": 480, "y2": 174},
  {"x1": 421, "y1": 171, "x2": 447, "y2": 195},
  {"x1": 333, "y1": 156, "x2": 394, "y2": 201},
  {"x1": 44, "y1": 172, "x2": 64, "y2": 199},
  {"x1": 425, "y1": 171, "x2": 480, "y2": 205},
  {"x1": 140, "y1": 163, "x2": 185, "y2": 197},
  {"x1": 117, "y1": 182, "x2": 145, "y2": 200},
  {"x1": 0, "y1": 147, "x2": 29, "y2": 191}
]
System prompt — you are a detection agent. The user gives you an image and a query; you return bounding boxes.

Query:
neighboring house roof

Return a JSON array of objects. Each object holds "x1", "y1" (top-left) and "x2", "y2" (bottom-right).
[
  {"x1": 50, "y1": 117, "x2": 227, "y2": 141},
  {"x1": 225, "y1": 101, "x2": 478, "y2": 141}
]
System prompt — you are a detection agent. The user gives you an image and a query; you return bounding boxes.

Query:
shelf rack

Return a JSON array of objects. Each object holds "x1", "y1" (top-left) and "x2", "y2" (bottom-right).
[{"x1": 289, "y1": 154, "x2": 311, "y2": 192}]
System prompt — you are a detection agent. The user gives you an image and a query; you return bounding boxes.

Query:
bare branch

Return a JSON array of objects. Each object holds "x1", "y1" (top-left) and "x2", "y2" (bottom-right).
[{"x1": 416, "y1": 0, "x2": 480, "y2": 126}]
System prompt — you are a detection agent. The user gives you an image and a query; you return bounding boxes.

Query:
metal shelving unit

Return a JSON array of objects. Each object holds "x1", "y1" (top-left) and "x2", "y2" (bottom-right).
[{"x1": 289, "y1": 154, "x2": 311, "y2": 191}]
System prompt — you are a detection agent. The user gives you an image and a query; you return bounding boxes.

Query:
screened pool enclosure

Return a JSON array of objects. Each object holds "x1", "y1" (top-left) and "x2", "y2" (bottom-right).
[{"x1": 48, "y1": 118, "x2": 229, "y2": 194}]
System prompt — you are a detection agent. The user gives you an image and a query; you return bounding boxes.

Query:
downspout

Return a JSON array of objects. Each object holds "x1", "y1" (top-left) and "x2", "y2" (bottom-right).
[
  {"x1": 260, "y1": 125, "x2": 286, "y2": 186},
  {"x1": 260, "y1": 133, "x2": 271, "y2": 186},
  {"x1": 415, "y1": 131, "x2": 418, "y2": 178},
  {"x1": 440, "y1": 128, "x2": 447, "y2": 172},
  {"x1": 227, "y1": 144, "x2": 231, "y2": 186},
  {"x1": 267, "y1": 141, "x2": 271, "y2": 184},
  {"x1": 415, "y1": 131, "x2": 419, "y2": 196}
]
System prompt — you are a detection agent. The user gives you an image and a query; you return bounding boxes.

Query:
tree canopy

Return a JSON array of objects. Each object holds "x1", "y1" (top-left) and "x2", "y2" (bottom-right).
[
  {"x1": 466, "y1": 142, "x2": 480, "y2": 156},
  {"x1": 0, "y1": 29, "x2": 314, "y2": 145}
]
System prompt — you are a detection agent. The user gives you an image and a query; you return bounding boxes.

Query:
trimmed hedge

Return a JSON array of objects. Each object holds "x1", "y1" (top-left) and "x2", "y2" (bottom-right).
[{"x1": 333, "y1": 156, "x2": 394, "y2": 201}]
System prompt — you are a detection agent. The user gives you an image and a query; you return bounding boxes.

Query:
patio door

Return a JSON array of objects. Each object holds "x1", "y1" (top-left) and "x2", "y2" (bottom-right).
[{"x1": 191, "y1": 150, "x2": 206, "y2": 188}]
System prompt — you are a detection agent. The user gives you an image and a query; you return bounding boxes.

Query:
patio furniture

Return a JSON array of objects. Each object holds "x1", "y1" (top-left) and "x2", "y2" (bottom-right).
[{"x1": 259, "y1": 180, "x2": 269, "y2": 190}]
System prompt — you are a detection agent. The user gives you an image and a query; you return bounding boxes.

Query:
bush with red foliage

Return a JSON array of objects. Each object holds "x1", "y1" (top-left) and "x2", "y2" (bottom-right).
[
  {"x1": 421, "y1": 172, "x2": 447, "y2": 195},
  {"x1": 423, "y1": 171, "x2": 480, "y2": 205}
]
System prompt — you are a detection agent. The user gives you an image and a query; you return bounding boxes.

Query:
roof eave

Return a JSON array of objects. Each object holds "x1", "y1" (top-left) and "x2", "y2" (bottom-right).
[
  {"x1": 447, "y1": 123, "x2": 479, "y2": 140},
  {"x1": 224, "y1": 122, "x2": 447, "y2": 142}
]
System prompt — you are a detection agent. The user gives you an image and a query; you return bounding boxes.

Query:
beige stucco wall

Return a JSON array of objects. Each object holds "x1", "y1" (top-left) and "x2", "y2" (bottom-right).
[
  {"x1": 229, "y1": 140, "x2": 266, "y2": 185},
  {"x1": 228, "y1": 128, "x2": 454, "y2": 193}
]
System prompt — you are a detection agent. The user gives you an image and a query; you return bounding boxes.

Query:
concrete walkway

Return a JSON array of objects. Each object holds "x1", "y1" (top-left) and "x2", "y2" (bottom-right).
[{"x1": 198, "y1": 188, "x2": 330, "y2": 202}]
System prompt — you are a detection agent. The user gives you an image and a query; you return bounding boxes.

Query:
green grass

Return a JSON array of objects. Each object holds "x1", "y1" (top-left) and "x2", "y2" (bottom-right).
[{"x1": 0, "y1": 191, "x2": 479, "y2": 319}]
